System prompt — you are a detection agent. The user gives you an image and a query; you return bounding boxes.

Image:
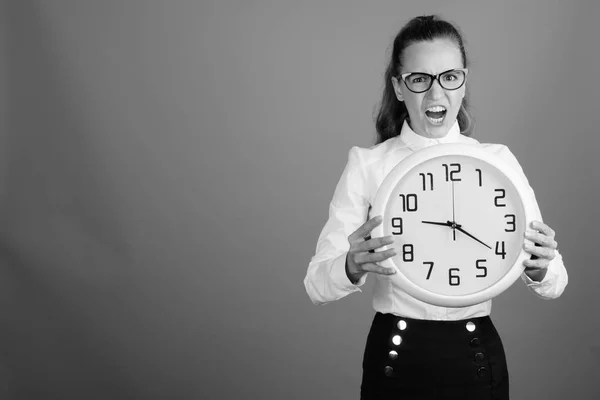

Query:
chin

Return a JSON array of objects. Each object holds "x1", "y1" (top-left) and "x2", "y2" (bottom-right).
[{"x1": 423, "y1": 122, "x2": 451, "y2": 138}]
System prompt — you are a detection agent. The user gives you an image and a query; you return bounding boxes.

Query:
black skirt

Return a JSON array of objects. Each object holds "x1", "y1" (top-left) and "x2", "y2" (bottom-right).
[{"x1": 361, "y1": 312, "x2": 509, "y2": 400}]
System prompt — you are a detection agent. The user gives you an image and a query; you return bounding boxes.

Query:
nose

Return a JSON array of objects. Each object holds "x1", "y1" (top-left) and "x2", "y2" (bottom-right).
[{"x1": 427, "y1": 78, "x2": 445, "y2": 99}]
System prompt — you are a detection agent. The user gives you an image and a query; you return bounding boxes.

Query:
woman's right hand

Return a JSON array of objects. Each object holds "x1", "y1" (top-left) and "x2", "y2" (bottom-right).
[{"x1": 345, "y1": 215, "x2": 397, "y2": 284}]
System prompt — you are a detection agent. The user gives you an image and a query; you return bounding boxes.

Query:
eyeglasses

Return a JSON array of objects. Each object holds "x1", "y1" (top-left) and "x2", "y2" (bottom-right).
[{"x1": 399, "y1": 68, "x2": 468, "y2": 93}]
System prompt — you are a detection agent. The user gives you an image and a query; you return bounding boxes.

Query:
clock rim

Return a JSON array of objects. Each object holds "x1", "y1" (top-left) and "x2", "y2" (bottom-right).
[{"x1": 371, "y1": 143, "x2": 541, "y2": 308}]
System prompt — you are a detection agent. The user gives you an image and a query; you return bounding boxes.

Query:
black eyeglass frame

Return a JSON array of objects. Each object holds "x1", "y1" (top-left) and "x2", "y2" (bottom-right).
[{"x1": 399, "y1": 68, "x2": 469, "y2": 93}]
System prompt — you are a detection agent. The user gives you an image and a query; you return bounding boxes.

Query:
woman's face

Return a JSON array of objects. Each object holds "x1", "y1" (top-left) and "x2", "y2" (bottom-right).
[{"x1": 392, "y1": 38, "x2": 466, "y2": 139}]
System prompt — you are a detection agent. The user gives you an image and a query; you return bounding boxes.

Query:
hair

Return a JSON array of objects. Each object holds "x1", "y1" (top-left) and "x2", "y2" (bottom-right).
[{"x1": 374, "y1": 15, "x2": 474, "y2": 144}]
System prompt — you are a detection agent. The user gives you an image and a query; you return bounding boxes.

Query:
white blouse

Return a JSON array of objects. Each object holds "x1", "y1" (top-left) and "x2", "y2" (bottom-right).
[{"x1": 304, "y1": 120, "x2": 568, "y2": 320}]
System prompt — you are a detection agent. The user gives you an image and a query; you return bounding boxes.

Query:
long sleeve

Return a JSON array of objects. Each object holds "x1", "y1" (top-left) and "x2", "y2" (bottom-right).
[
  {"x1": 497, "y1": 145, "x2": 569, "y2": 299},
  {"x1": 304, "y1": 147, "x2": 371, "y2": 305}
]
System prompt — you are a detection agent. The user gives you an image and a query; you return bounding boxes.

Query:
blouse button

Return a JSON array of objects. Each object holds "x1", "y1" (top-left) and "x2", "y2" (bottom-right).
[{"x1": 388, "y1": 350, "x2": 398, "y2": 360}]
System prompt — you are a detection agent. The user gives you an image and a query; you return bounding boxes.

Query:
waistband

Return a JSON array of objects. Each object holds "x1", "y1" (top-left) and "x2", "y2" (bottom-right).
[{"x1": 372, "y1": 312, "x2": 494, "y2": 339}]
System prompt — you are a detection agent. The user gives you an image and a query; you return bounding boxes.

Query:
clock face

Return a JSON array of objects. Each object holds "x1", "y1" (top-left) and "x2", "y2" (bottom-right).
[{"x1": 372, "y1": 144, "x2": 537, "y2": 306}]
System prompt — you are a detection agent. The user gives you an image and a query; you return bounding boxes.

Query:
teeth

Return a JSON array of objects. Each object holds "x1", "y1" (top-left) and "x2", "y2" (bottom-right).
[
  {"x1": 427, "y1": 116, "x2": 444, "y2": 124},
  {"x1": 426, "y1": 105, "x2": 446, "y2": 112},
  {"x1": 426, "y1": 114, "x2": 445, "y2": 125}
]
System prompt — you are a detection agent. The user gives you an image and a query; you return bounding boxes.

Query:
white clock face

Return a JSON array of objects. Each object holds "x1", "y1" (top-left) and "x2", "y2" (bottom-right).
[{"x1": 382, "y1": 154, "x2": 526, "y2": 297}]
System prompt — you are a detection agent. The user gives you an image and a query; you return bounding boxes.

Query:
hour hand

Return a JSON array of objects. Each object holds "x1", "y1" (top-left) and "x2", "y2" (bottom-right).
[
  {"x1": 421, "y1": 220, "x2": 454, "y2": 228},
  {"x1": 454, "y1": 225, "x2": 492, "y2": 249}
]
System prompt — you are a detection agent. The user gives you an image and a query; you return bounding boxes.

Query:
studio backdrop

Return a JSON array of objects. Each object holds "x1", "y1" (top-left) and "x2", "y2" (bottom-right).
[{"x1": 1, "y1": 1, "x2": 598, "y2": 399}]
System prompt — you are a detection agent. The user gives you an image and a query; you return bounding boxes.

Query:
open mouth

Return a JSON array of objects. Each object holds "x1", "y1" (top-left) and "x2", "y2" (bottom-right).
[{"x1": 425, "y1": 105, "x2": 447, "y2": 125}]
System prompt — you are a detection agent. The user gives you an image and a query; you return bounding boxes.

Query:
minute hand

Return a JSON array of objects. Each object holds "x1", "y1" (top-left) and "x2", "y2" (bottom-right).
[{"x1": 454, "y1": 225, "x2": 492, "y2": 249}]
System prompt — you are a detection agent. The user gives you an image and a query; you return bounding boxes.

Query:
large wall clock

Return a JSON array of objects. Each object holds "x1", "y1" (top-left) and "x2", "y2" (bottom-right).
[{"x1": 371, "y1": 143, "x2": 541, "y2": 307}]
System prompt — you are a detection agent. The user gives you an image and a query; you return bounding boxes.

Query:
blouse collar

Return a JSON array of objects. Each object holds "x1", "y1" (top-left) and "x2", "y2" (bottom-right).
[{"x1": 399, "y1": 119, "x2": 461, "y2": 152}]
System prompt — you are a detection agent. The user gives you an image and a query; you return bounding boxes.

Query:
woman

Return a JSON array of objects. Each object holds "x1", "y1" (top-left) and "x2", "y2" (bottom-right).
[{"x1": 304, "y1": 15, "x2": 568, "y2": 400}]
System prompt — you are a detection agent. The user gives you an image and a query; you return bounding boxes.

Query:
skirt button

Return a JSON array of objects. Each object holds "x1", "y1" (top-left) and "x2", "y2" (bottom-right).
[
  {"x1": 466, "y1": 321, "x2": 476, "y2": 332},
  {"x1": 389, "y1": 350, "x2": 398, "y2": 360},
  {"x1": 470, "y1": 337, "x2": 480, "y2": 347},
  {"x1": 477, "y1": 366, "x2": 487, "y2": 377},
  {"x1": 474, "y1": 352, "x2": 485, "y2": 362},
  {"x1": 397, "y1": 319, "x2": 407, "y2": 331},
  {"x1": 392, "y1": 335, "x2": 402, "y2": 346},
  {"x1": 384, "y1": 366, "x2": 394, "y2": 377}
]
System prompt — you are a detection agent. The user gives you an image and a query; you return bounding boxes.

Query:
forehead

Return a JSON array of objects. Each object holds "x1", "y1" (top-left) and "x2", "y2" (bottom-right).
[{"x1": 401, "y1": 38, "x2": 463, "y2": 73}]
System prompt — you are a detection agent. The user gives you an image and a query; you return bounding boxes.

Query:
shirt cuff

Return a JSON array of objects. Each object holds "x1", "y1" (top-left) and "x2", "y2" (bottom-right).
[
  {"x1": 523, "y1": 269, "x2": 550, "y2": 286},
  {"x1": 330, "y1": 253, "x2": 366, "y2": 291},
  {"x1": 522, "y1": 251, "x2": 559, "y2": 287}
]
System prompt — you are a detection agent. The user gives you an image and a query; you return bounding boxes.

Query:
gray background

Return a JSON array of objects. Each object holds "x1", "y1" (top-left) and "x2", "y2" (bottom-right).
[{"x1": 1, "y1": 0, "x2": 598, "y2": 399}]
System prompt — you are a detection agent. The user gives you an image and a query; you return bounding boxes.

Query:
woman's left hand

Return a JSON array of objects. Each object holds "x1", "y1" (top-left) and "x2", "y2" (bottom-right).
[{"x1": 523, "y1": 220, "x2": 558, "y2": 281}]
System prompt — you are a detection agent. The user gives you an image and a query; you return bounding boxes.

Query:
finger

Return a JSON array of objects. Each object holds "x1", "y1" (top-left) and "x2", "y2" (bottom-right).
[
  {"x1": 523, "y1": 243, "x2": 556, "y2": 260},
  {"x1": 530, "y1": 220, "x2": 556, "y2": 239},
  {"x1": 355, "y1": 235, "x2": 395, "y2": 253},
  {"x1": 523, "y1": 258, "x2": 550, "y2": 269},
  {"x1": 353, "y1": 248, "x2": 397, "y2": 265},
  {"x1": 360, "y1": 262, "x2": 397, "y2": 276},
  {"x1": 524, "y1": 230, "x2": 558, "y2": 249},
  {"x1": 349, "y1": 216, "x2": 383, "y2": 244}
]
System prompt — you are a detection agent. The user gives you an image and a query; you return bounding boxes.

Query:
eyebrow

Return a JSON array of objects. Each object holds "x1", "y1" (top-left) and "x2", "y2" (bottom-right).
[{"x1": 403, "y1": 68, "x2": 463, "y2": 75}]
